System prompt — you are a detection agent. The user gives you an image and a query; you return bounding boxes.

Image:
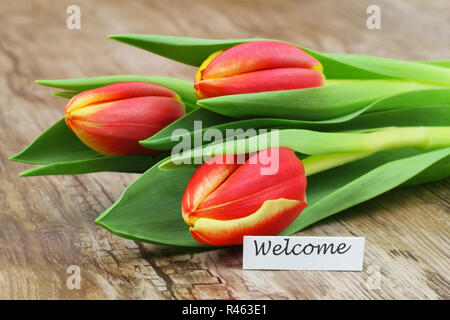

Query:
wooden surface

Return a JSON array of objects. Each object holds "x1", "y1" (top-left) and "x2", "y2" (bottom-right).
[{"x1": 1, "y1": 0, "x2": 449, "y2": 300}]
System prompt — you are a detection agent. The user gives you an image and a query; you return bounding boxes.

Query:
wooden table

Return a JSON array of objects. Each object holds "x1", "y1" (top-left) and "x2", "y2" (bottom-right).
[{"x1": 1, "y1": 0, "x2": 449, "y2": 299}]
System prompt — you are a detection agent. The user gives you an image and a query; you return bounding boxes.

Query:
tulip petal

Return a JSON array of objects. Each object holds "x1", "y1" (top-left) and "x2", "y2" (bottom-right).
[
  {"x1": 66, "y1": 96, "x2": 185, "y2": 155},
  {"x1": 194, "y1": 50, "x2": 223, "y2": 99},
  {"x1": 196, "y1": 68, "x2": 324, "y2": 98},
  {"x1": 190, "y1": 198, "x2": 307, "y2": 246},
  {"x1": 182, "y1": 148, "x2": 308, "y2": 246},
  {"x1": 201, "y1": 41, "x2": 321, "y2": 80},
  {"x1": 182, "y1": 155, "x2": 239, "y2": 225},
  {"x1": 70, "y1": 124, "x2": 160, "y2": 155},
  {"x1": 65, "y1": 81, "x2": 178, "y2": 114},
  {"x1": 193, "y1": 148, "x2": 306, "y2": 221},
  {"x1": 68, "y1": 97, "x2": 184, "y2": 126}
]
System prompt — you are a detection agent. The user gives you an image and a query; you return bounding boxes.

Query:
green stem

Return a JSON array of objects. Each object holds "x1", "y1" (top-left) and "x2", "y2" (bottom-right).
[
  {"x1": 159, "y1": 126, "x2": 450, "y2": 171},
  {"x1": 303, "y1": 152, "x2": 373, "y2": 176},
  {"x1": 361, "y1": 126, "x2": 450, "y2": 151},
  {"x1": 302, "y1": 126, "x2": 450, "y2": 176}
]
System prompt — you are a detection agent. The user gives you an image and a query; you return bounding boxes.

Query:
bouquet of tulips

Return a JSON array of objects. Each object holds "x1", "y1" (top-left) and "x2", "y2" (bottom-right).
[{"x1": 11, "y1": 35, "x2": 450, "y2": 247}]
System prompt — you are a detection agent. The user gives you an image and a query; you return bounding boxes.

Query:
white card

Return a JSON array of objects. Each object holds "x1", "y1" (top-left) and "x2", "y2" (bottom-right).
[{"x1": 243, "y1": 236, "x2": 365, "y2": 271}]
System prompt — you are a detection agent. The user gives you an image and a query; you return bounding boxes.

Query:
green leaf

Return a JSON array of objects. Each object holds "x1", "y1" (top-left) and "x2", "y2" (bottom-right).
[
  {"x1": 10, "y1": 119, "x2": 100, "y2": 165},
  {"x1": 403, "y1": 155, "x2": 450, "y2": 186},
  {"x1": 108, "y1": 34, "x2": 450, "y2": 84},
  {"x1": 19, "y1": 154, "x2": 161, "y2": 176},
  {"x1": 324, "y1": 106, "x2": 450, "y2": 131},
  {"x1": 322, "y1": 88, "x2": 450, "y2": 130},
  {"x1": 321, "y1": 53, "x2": 450, "y2": 85},
  {"x1": 95, "y1": 148, "x2": 450, "y2": 247},
  {"x1": 142, "y1": 88, "x2": 450, "y2": 150},
  {"x1": 282, "y1": 148, "x2": 450, "y2": 234},
  {"x1": 107, "y1": 34, "x2": 383, "y2": 79},
  {"x1": 197, "y1": 80, "x2": 442, "y2": 120},
  {"x1": 417, "y1": 60, "x2": 450, "y2": 69},
  {"x1": 12, "y1": 76, "x2": 199, "y2": 176},
  {"x1": 108, "y1": 34, "x2": 262, "y2": 67},
  {"x1": 96, "y1": 163, "x2": 201, "y2": 247},
  {"x1": 10, "y1": 118, "x2": 167, "y2": 176},
  {"x1": 36, "y1": 75, "x2": 198, "y2": 110},
  {"x1": 51, "y1": 91, "x2": 79, "y2": 99}
]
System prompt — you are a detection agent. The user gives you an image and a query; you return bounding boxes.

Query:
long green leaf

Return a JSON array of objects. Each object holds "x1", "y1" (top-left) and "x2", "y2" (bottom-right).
[
  {"x1": 197, "y1": 80, "x2": 443, "y2": 120},
  {"x1": 142, "y1": 88, "x2": 450, "y2": 150},
  {"x1": 282, "y1": 148, "x2": 450, "y2": 234},
  {"x1": 10, "y1": 119, "x2": 100, "y2": 165},
  {"x1": 322, "y1": 53, "x2": 450, "y2": 85},
  {"x1": 108, "y1": 34, "x2": 262, "y2": 67},
  {"x1": 10, "y1": 118, "x2": 167, "y2": 176},
  {"x1": 95, "y1": 148, "x2": 450, "y2": 247},
  {"x1": 51, "y1": 91, "x2": 79, "y2": 99},
  {"x1": 108, "y1": 34, "x2": 450, "y2": 84},
  {"x1": 96, "y1": 163, "x2": 200, "y2": 247},
  {"x1": 411, "y1": 60, "x2": 450, "y2": 69},
  {"x1": 109, "y1": 34, "x2": 384, "y2": 79},
  {"x1": 19, "y1": 154, "x2": 161, "y2": 177},
  {"x1": 36, "y1": 75, "x2": 198, "y2": 110},
  {"x1": 403, "y1": 155, "x2": 450, "y2": 186}
]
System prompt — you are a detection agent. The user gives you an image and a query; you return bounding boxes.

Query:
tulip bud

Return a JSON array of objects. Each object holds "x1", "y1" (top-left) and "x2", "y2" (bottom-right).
[
  {"x1": 182, "y1": 147, "x2": 307, "y2": 246},
  {"x1": 64, "y1": 82, "x2": 185, "y2": 155},
  {"x1": 194, "y1": 41, "x2": 324, "y2": 99}
]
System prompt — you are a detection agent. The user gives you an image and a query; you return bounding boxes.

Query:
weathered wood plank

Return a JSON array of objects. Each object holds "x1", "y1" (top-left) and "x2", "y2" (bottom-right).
[{"x1": 0, "y1": 0, "x2": 448, "y2": 299}]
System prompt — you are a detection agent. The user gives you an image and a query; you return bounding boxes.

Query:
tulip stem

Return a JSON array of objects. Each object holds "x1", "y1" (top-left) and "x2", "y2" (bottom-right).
[
  {"x1": 159, "y1": 126, "x2": 450, "y2": 171},
  {"x1": 302, "y1": 126, "x2": 450, "y2": 176},
  {"x1": 302, "y1": 152, "x2": 373, "y2": 176}
]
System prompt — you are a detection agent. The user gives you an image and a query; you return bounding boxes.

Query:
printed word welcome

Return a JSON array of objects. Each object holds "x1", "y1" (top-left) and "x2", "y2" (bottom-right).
[
  {"x1": 243, "y1": 236, "x2": 365, "y2": 271},
  {"x1": 254, "y1": 238, "x2": 352, "y2": 256}
]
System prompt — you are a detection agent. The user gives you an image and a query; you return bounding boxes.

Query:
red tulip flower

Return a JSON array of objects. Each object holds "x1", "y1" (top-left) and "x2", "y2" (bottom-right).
[
  {"x1": 194, "y1": 41, "x2": 324, "y2": 99},
  {"x1": 182, "y1": 147, "x2": 307, "y2": 246},
  {"x1": 64, "y1": 82, "x2": 185, "y2": 155}
]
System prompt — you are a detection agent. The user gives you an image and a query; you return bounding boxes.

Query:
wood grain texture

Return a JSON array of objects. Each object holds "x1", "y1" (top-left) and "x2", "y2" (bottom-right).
[{"x1": 1, "y1": 0, "x2": 449, "y2": 300}]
